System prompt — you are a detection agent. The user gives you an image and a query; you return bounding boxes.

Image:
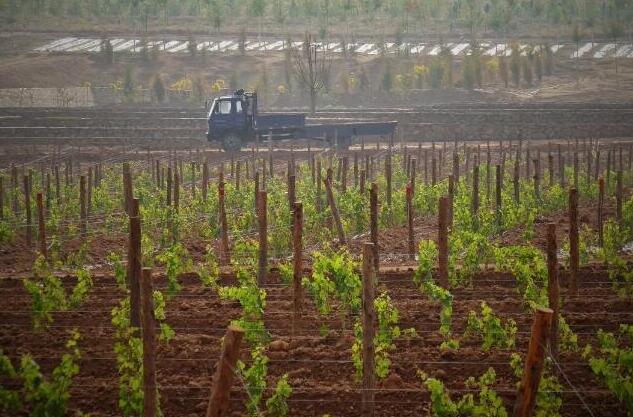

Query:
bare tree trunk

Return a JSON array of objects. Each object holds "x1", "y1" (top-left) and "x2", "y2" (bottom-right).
[{"x1": 310, "y1": 89, "x2": 317, "y2": 114}]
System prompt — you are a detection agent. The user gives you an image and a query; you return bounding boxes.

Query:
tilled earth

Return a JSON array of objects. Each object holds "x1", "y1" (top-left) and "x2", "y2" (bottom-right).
[
  {"x1": 1, "y1": 108, "x2": 632, "y2": 416},
  {"x1": 1, "y1": 264, "x2": 631, "y2": 417}
]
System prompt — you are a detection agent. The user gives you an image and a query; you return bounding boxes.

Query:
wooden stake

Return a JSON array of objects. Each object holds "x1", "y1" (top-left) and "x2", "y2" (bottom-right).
[
  {"x1": 166, "y1": 167, "x2": 172, "y2": 207},
  {"x1": 569, "y1": 188, "x2": 579, "y2": 294},
  {"x1": 205, "y1": 325, "x2": 245, "y2": 417},
  {"x1": 292, "y1": 202, "x2": 303, "y2": 337},
  {"x1": 598, "y1": 177, "x2": 604, "y2": 247},
  {"x1": 79, "y1": 176, "x2": 86, "y2": 235},
  {"x1": 410, "y1": 158, "x2": 417, "y2": 195},
  {"x1": 257, "y1": 190, "x2": 267, "y2": 286},
  {"x1": 496, "y1": 164, "x2": 502, "y2": 226},
  {"x1": 546, "y1": 223, "x2": 560, "y2": 360},
  {"x1": 606, "y1": 149, "x2": 612, "y2": 189},
  {"x1": 36, "y1": 193, "x2": 46, "y2": 258},
  {"x1": 472, "y1": 162, "x2": 479, "y2": 218},
  {"x1": 219, "y1": 174, "x2": 231, "y2": 266},
  {"x1": 254, "y1": 171, "x2": 260, "y2": 211},
  {"x1": 341, "y1": 156, "x2": 348, "y2": 192},
  {"x1": 438, "y1": 196, "x2": 449, "y2": 288},
  {"x1": 140, "y1": 268, "x2": 157, "y2": 417},
  {"x1": 616, "y1": 170, "x2": 623, "y2": 222},
  {"x1": 370, "y1": 183, "x2": 379, "y2": 270},
  {"x1": 573, "y1": 151, "x2": 579, "y2": 188},
  {"x1": 557, "y1": 144, "x2": 562, "y2": 183},
  {"x1": 288, "y1": 174, "x2": 296, "y2": 218},
  {"x1": 548, "y1": 152, "x2": 554, "y2": 187},
  {"x1": 24, "y1": 175, "x2": 31, "y2": 247},
  {"x1": 325, "y1": 168, "x2": 346, "y2": 245},
  {"x1": 533, "y1": 159, "x2": 540, "y2": 201},
  {"x1": 44, "y1": 172, "x2": 51, "y2": 213},
  {"x1": 174, "y1": 171, "x2": 180, "y2": 212},
  {"x1": 123, "y1": 162, "x2": 133, "y2": 214},
  {"x1": 0, "y1": 177, "x2": 3, "y2": 220},
  {"x1": 559, "y1": 155, "x2": 566, "y2": 188},
  {"x1": 586, "y1": 146, "x2": 592, "y2": 186},
  {"x1": 128, "y1": 199, "x2": 142, "y2": 329},
  {"x1": 448, "y1": 175, "x2": 454, "y2": 228},
  {"x1": 361, "y1": 242, "x2": 376, "y2": 417},
  {"x1": 202, "y1": 162, "x2": 209, "y2": 201},
  {"x1": 354, "y1": 152, "x2": 359, "y2": 188},
  {"x1": 407, "y1": 183, "x2": 415, "y2": 260},
  {"x1": 156, "y1": 160, "x2": 161, "y2": 188},
  {"x1": 87, "y1": 168, "x2": 92, "y2": 217},
  {"x1": 55, "y1": 165, "x2": 61, "y2": 207},
  {"x1": 424, "y1": 148, "x2": 429, "y2": 184},
  {"x1": 486, "y1": 143, "x2": 491, "y2": 200},
  {"x1": 385, "y1": 154, "x2": 392, "y2": 209},
  {"x1": 512, "y1": 307, "x2": 554, "y2": 417},
  {"x1": 316, "y1": 159, "x2": 322, "y2": 212},
  {"x1": 452, "y1": 150, "x2": 459, "y2": 186},
  {"x1": 11, "y1": 165, "x2": 18, "y2": 214},
  {"x1": 526, "y1": 147, "x2": 531, "y2": 179},
  {"x1": 513, "y1": 157, "x2": 520, "y2": 204},
  {"x1": 360, "y1": 169, "x2": 366, "y2": 195}
]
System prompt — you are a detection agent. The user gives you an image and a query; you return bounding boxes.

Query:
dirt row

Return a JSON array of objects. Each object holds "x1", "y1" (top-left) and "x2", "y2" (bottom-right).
[
  {"x1": 0, "y1": 263, "x2": 630, "y2": 417},
  {"x1": 2, "y1": 104, "x2": 633, "y2": 143}
]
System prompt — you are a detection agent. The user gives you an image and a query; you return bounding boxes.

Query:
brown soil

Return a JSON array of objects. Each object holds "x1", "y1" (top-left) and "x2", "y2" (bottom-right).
[
  {"x1": 0, "y1": 264, "x2": 629, "y2": 417},
  {"x1": 0, "y1": 55, "x2": 98, "y2": 89},
  {"x1": 0, "y1": 108, "x2": 631, "y2": 416}
]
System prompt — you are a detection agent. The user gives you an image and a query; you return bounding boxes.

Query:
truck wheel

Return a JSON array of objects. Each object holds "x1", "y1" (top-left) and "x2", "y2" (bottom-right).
[{"x1": 222, "y1": 133, "x2": 242, "y2": 152}]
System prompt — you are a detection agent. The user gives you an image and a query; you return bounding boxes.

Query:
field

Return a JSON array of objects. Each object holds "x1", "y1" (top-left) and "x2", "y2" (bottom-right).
[{"x1": 0, "y1": 105, "x2": 632, "y2": 417}]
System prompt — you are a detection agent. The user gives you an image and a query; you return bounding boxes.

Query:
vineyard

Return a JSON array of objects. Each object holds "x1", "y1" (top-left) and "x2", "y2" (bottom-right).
[{"x1": 0, "y1": 106, "x2": 632, "y2": 417}]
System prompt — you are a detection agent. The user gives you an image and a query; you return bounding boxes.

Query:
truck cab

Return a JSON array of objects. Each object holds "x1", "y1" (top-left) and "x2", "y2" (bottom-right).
[{"x1": 206, "y1": 90, "x2": 256, "y2": 151}]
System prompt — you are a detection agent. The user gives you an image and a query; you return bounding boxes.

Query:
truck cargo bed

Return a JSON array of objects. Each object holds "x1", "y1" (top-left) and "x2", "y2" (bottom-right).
[{"x1": 254, "y1": 113, "x2": 305, "y2": 130}]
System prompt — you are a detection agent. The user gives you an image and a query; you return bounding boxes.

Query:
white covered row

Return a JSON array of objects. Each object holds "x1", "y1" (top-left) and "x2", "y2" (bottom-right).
[{"x1": 32, "y1": 37, "x2": 633, "y2": 59}]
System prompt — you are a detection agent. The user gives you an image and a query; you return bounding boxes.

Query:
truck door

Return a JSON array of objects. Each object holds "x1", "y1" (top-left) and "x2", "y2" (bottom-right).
[
  {"x1": 233, "y1": 99, "x2": 246, "y2": 133},
  {"x1": 210, "y1": 99, "x2": 234, "y2": 137}
]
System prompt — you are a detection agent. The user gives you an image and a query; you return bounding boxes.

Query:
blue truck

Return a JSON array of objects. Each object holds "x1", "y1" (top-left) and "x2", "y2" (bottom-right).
[{"x1": 206, "y1": 90, "x2": 397, "y2": 151}]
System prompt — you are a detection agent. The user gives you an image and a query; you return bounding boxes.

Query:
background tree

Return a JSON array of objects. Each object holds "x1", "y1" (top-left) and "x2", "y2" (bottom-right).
[
  {"x1": 284, "y1": 36, "x2": 294, "y2": 93},
  {"x1": 250, "y1": 0, "x2": 267, "y2": 37},
  {"x1": 439, "y1": 45, "x2": 454, "y2": 87},
  {"x1": 238, "y1": 30, "x2": 247, "y2": 55},
  {"x1": 428, "y1": 57, "x2": 445, "y2": 88},
  {"x1": 187, "y1": 35, "x2": 197, "y2": 58},
  {"x1": 510, "y1": 42, "x2": 521, "y2": 87},
  {"x1": 358, "y1": 66, "x2": 370, "y2": 93},
  {"x1": 123, "y1": 66, "x2": 135, "y2": 102},
  {"x1": 381, "y1": 61, "x2": 393, "y2": 92},
  {"x1": 151, "y1": 74, "x2": 166, "y2": 103},
  {"x1": 607, "y1": 21, "x2": 623, "y2": 76},
  {"x1": 521, "y1": 56, "x2": 533, "y2": 86},
  {"x1": 206, "y1": 0, "x2": 223, "y2": 31},
  {"x1": 100, "y1": 39, "x2": 114, "y2": 65},
  {"x1": 464, "y1": 0, "x2": 482, "y2": 35},
  {"x1": 542, "y1": 43, "x2": 554, "y2": 76},
  {"x1": 156, "y1": 0, "x2": 168, "y2": 24},
  {"x1": 292, "y1": 33, "x2": 331, "y2": 114},
  {"x1": 534, "y1": 51, "x2": 543, "y2": 82},
  {"x1": 572, "y1": 22, "x2": 583, "y2": 86},
  {"x1": 498, "y1": 55, "x2": 509, "y2": 88}
]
